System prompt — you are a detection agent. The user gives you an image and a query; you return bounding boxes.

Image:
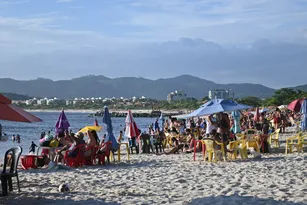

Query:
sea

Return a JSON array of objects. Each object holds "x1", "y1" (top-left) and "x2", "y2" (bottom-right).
[{"x1": 0, "y1": 112, "x2": 155, "y2": 159}]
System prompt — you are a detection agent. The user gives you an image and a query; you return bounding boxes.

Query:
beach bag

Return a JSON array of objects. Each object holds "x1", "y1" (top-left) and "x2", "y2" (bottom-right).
[{"x1": 49, "y1": 139, "x2": 59, "y2": 147}]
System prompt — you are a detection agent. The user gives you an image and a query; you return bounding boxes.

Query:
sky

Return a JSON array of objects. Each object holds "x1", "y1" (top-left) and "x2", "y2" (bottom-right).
[{"x1": 0, "y1": 0, "x2": 307, "y2": 88}]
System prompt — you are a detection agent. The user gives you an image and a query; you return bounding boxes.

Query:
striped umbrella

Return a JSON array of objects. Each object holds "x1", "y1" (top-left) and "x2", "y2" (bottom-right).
[{"x1": 125, "y1": 110, "x2": 140, "y2": 139}]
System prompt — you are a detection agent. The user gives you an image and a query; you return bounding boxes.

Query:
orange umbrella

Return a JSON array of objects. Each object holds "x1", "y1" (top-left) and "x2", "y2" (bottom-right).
[{"x1": 0, "y1": 94, "x2": 42, "y2": 123}]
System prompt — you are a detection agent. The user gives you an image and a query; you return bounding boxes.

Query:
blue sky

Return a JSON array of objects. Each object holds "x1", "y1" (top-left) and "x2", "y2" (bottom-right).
[{"x1": 0, "y1": 0, "x2": 307, "y2": 88}]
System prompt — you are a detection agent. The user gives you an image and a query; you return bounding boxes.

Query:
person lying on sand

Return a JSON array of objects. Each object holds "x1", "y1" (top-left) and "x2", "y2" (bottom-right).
[{"x1": 162, "y1": 144, "x2": 184, "y2": 155}]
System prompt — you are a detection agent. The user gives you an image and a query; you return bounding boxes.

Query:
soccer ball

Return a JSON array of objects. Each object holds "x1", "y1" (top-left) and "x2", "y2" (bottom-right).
[{"x1": 58, "y1": 183, "x2": 70, "y2": 192}]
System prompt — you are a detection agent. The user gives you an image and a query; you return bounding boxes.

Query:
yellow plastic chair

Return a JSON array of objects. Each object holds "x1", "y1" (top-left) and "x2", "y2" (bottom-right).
[
  {"x1": 238, "y1": 139, "x2": 248, "y2": 159},
  {"x1": 235, "y1": 133, "x2": 244, "y2": 140},
  {"x1": 245, "y1": 129, "x2": 258, "y2": 140},
  {"x1": 247, "y1": 136, "x2": 260, "y2": 153},
  {"x1": 269, "y1": 128, "x2": 280, "y2": 148},
  {"x1": 298, "y1": 133, "x2": 307, "y2": 152},
  {"x1": 228, "y1": 140, "x2": 241, "y2": 160},
  {"x1": 115, "y1": 142, "x2": 130, "y2": 162},
  {"x1": 201, "y1": 139, "x2": 226, "y2": 162},
  {"x1": 285, "y1": 133, "x2": 302, "y2": 154}
]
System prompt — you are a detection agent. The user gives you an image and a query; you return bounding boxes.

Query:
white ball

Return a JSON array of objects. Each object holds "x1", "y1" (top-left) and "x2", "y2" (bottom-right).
[{"x1": 58, "y1": 183, "x2": 70, "y2": 192}]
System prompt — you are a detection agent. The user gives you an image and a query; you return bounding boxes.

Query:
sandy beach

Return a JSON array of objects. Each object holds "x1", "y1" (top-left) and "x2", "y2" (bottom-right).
[{"x1": 1, "y1": 129, "x2": 307, "y2": 205}]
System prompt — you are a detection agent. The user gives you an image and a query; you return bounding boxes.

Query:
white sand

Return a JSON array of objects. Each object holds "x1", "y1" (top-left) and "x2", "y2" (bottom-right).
[{"x1": 1, "y1": 128, "x2": 307, "y2": 205}]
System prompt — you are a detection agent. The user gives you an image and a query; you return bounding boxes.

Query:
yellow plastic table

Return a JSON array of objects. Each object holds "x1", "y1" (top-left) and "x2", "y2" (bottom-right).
[{"x1": 116, "y1": 142, "x2": 130, "y2": 162}]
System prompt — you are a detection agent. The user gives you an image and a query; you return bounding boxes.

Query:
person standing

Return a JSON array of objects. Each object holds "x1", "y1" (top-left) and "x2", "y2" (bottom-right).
[
  {"x1": 0, "y1": 124, "x2": 2, "y2": 137},
  {"x1": 16, "y1": 134, "x2": 21, "y2": 143},
  {"x1": 29, "y1": 141, "x2": 38, "y2": 153}
]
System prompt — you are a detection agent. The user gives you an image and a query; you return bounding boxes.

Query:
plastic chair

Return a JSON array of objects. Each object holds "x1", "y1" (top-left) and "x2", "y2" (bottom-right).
[
  {"x1": 238, "y1": 139, "x2": 248, "y2": 159},
  {"x1": 64, "y1": 144, "x2": 85, "y2": 167},
  {"x1": 117, "y1": 142, "x2": 130, "y2": 162},
  {"x1": 201, "y1": 139, "x2": 225, "y2": 162},
  {"x1": 269, "y1": 128, "x2": 281, "y2": 148},
  {"x1": 285, "y1": 133, "x2": 301, "y2": 154},
  {"x1": 82, "y1": 146, "x2": 97, "y2": 165},
  {"x1": 96, "y1": 141, "x2": 112, "y2": 165},
  {"x1": 20, "y1": 155, "x2": 38, "y2": 170},
  {"x1": 1, "y1": 146, "x2": 23, "y2": 196},
  {"x1": 228, "y1": 140, "x2": 241, "y2": 160}
]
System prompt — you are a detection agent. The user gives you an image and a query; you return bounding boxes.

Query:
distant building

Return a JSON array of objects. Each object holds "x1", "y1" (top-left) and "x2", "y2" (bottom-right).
[
  {"x1": 37, "y1": 98, "x2": 48, "y2": 105},
  {"x1": 167, "y1": 90, "x2": 187, "y2": 103},
  {"x1": 25, "y1": 98, "x2": 37, "y2": 105},
  {"x1": 208, "y1": 89, "x2": 234, "y2": 100}
]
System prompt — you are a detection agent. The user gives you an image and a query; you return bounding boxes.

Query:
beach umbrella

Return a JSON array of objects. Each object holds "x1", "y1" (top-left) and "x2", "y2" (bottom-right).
[
  {"x1": 0, "y1": 94, "x2": 42, "y2": 123},
  {"x1": 55, "y1": 109, "x2": 70, "y2": 133},
  {"x1": 186, "y1": 99, "x2": 252, "y2": 117},
  {"x1": 102, "y1": 106, "x2": 119, "y2": 151},
  {"x1": 288, "y1": 98, "x2": 304, "y2": 112},
  {"x1": 79, "y1": 125, "x2": 102, "y2": 133},
  {"x1": 125, "y1": 110, "x2": 140, "y2": 139},
  {"x1": 94, "y1": 118, "x2": 99, "y2": 126},
  {"x1": 260, "y1": 108, "x2": 270, "y2": 113},
  {"x1": 159, "y1": 112, "x2": 165, "y2": 129},
  {"x1": 300, "y1": 99, "x2": 307, "y2": 131},
  {"x1": 254, "y1": 107, "x2": 260, "y2": 122},
  {"x1": 278, "y1": 105, "x2": 288, "y2": 111},
  {"x1": 231, "y1": 110, "x2": 241, "y2": 133}
]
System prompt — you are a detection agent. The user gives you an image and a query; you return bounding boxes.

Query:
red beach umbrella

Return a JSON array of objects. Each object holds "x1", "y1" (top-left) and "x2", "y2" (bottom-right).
[
  {"x1": 0, "y1": 94, "x2": 42, "y2": 123},
  {"x1": 288, "y1": 98, "x2": 304, "y2": 112},
  {"x1": 254, "y1": 107, "x2": 260, "y2": 122},
  {"x1": 125, "y1": 110, "x2": 140, "y2": 139},
  {"x1": 94, "y1": 118, "x2": 99, "y2": 126}
]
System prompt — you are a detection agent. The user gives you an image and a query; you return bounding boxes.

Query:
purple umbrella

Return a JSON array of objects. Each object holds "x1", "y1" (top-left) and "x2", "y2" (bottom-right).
[{"x1": 55, "y1": 109, "x2": 70, "y2": 134}]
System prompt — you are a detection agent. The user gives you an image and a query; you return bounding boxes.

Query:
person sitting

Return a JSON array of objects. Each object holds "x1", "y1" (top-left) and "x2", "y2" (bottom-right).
[
  {"x1": 117, "y1": 131, "x2": 124, "y2": 143},
  {"x1": 84, "y1": 130, "x2": 100, "y2": 157},
  {"x1": 54, "y1": 132, "x2": 85, "y2": 163},
  {"x1": 184, "y1": 129, "x2": 195, "y2": 153},
  {"x1": 154, "y1": 131, "x2": 165, "y2": 154}
]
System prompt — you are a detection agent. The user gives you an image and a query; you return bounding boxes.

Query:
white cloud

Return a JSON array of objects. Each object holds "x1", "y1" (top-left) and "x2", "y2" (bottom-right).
[{"x1": 0, "y1": 0, "x2": 306, "y2": 88}]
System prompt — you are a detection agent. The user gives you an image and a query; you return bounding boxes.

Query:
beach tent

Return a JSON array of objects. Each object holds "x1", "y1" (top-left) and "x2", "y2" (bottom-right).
[
  {"x1": 185, "y1": 99, "x2": 252, "y2": 117},
  {"x1": 55, "y1": 109, "x2": 70, "y2": 133},
  {"x1": 102, "y1": 106, "x2": 119, "y2": 151},
  {"x1": 0, "y1": 94, "x2": 42, "y2": 123}
]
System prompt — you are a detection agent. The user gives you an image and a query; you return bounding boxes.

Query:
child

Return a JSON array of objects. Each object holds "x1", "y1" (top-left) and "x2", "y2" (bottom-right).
[{"x1": 29, "y1": 141, "x2": 38, "y2": 154}]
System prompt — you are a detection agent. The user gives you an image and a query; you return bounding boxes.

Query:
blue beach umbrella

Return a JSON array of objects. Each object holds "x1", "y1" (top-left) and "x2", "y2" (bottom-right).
[
  {"x1": 102, "y1": 106, "x2": 119, "y2": 151},
  {"x1": 186, "y1": 99, "x2": 252, "y2": 117},
  {"x1": 300, "y1": 99, "x2": 307, "y2": 131}
]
